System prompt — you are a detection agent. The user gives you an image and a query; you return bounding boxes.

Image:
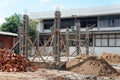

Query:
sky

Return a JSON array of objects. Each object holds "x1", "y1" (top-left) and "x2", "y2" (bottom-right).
[{"x1": 0, "y1": 0, "x2": 120, "y2": 24}]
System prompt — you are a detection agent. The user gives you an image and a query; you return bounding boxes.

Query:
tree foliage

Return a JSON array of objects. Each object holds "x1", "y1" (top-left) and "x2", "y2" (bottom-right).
[
  {"x1": 0, "y1": 13, "x2": 37, "y2": 41},
  {"x1": 29, "y1": 19, "x2": 36, "y2": 41},
  {"x1": 1, "y1": 13, "x2": 22, "y2": 33}
]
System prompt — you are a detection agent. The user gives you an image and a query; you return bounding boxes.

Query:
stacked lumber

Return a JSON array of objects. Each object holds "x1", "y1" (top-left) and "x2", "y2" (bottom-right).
[{"x1": 0, "y1": 49, "x2": 37, "y2": 72}]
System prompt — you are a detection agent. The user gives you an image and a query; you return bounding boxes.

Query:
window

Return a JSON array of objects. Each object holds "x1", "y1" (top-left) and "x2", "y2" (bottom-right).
[
  {"x1": 102, "y1": 39, "x2": 108, "y2": 46},
  {"x1": 109, "y1": 35, "x2": 115, "y2": 38},
  {"x1": 99, "y1": 15, "x2": 120, "y2": 27},
  {"x1": 101, "y1": 35, "x2": 108, "y2": 46},
  {"x1": 99, "y1": 16, "x2": 109, "y2": 27},
  {"x1": 109, "y1": 35, "x2": 115, "y2": 46},
  {"x1": 95, "y1": 34, "x2": 120, "y2": 47},
  {"x1": 43, "y1": 19, "x2": 54, "y2": 29},
  {"x1": 61, "y1": 18, "x2": 74, "y2": 29},
  {"x1": 80, "y1": 17, "x2": 97, "y2": 28},
  {"x1": 116, "y1": 34, "x2": 120, "y2": 46},
  {"x1": 116, "y1": 34, "x2": 120, "y2": 38},
  {"x1": 95, "y1": 39, "x2": 101, "y2": 46},
  {"x1": 95, "y1": 35, "x2": 101, "y2": 38},
  {"x1": 116, "y1": 39, "x2": 120, "y2": 46},
  {"x1": 109, "y1": 39, "x2": 115, "y2": 46}
]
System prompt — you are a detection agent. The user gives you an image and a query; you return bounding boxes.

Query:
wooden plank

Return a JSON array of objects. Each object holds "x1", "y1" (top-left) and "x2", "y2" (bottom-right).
[
  {"x1": 10, "y1": 40, "x2": 20, "y2": 51},
  {"x1": 32, "y1": 35, "x2": 53, "y2": 62},
  {"x1": 21, "y1": 32, "x2": 45, "y2": 62}
]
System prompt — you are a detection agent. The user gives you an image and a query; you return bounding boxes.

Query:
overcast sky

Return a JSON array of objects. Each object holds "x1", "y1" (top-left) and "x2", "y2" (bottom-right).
[{"x1": 0, "y1": 0, "x2": 120, "y2": 24}]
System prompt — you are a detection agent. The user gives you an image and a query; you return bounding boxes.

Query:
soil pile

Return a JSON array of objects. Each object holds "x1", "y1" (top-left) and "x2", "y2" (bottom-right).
[
  {"x1": 66, "y1": 54, "x2": 87, "y2": 69},
  {"x1": 66, "y1": 56, "x2": 118, "y2": 76},
  {"x1": 102, "y1": 52, "x2": 120, "y2": 64},
  {"x1": 0, "y1": 49, "x2": 37, "y2": 72}
]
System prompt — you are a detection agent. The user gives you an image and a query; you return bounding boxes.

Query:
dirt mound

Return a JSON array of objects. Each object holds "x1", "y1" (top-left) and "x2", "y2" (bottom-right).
[
  {"x1": 66, "y1": 54, "x2": 87, "y2": 69},
  {"x1": 66, "y1": 56, "x2": 118, "y2": 76},
  {"x1": 0, "y1": 49, "x2": 37, "y2": 72},
  {"x1": 102, "y1": 52, "x2": 120, "y2": 64}
]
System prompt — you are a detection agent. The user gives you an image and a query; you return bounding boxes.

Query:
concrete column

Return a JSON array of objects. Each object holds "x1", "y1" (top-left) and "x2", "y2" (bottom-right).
[{"x1": 97, "y1": 16, "x2": 100, "y2": 31}]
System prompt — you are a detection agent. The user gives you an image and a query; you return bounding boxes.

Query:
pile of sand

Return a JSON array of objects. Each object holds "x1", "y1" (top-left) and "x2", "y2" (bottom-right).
[
  {"x1": 66, "y1": 56, "x2": 118, "y2": 76},
  {"x1": 102, "y1": 52, "x2": 120, "y2": 64}
]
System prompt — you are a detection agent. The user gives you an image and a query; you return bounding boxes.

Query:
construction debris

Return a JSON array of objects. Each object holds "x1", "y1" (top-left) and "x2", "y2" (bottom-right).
[
  {"x1": 66, "y1": 56, "x2": 118, "y2": 76},
  {"x1": 102, "y1": 52, "x2": 120, "y2": 64},
  {"x1": 0, "y1": 49, "x2": 37, "y2": 72}
]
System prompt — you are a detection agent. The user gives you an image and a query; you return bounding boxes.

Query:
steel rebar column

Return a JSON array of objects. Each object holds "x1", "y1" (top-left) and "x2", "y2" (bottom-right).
[
  {"x1": 76, "y1": 20, "x2": 81, "y2": 55},
  {"x1": 54, "y1": 10, "x2": 61, "y2": 62},
  {"x1": 23, "y1": 14, "x2": 29, "y2": 59}
]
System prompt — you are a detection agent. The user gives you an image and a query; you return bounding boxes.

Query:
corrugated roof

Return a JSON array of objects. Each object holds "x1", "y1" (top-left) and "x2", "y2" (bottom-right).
[
  {"x1": 0, "y1": 31, "x2": 17, "y2": 37},
  {"x1": 30, "y1": 5, "x2": 120, "y2": 20}
]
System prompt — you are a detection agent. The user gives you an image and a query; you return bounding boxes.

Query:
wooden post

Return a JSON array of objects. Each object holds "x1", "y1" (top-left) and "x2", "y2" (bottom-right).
[
  {"x1": 92, "y1": 31, "x2": 95, "y2": 54},
  {"x1": 50, "y1": 26, "x2": 54, "y2": 55},
  {"x1": 36, "y1": 31, "x2": 39, "y2": 50}
]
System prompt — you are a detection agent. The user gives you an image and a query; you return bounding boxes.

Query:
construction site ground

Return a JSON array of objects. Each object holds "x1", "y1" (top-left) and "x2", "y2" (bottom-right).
[
  {"x1": 1, "y1": 55, "x2": 120, "y2": 80},
  {"x1": 1, "y1": 68, "x2": 120, "y2": 80},
  {"x1": 0, "y1": 63, "x2": 120, "y2": 80}
]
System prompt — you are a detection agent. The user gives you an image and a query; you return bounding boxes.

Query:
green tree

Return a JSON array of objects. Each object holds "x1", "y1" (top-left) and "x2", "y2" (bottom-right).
[
  {"x1": 1, "y1": 13, "x2": 22, "y2": 33},
  {"x1": 0, "y1": 13, "x2": 37, "y2": 41},
  {"x1": 29, "y1": 19, "x2": 36, "y2": 41}
]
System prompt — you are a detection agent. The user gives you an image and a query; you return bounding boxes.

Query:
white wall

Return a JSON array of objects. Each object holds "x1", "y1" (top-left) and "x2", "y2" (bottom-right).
[
  {"x1": 69, "y1": 47, "x2": 120, "y2": 56},
  {"x1": 36, "y1": 21, "x2": 44, "y2": 33},
  {"x1": 94, "y1": 47, "x2": 120, "y2": 56},
  {"x1": 40, "y1": 47, "x2": 120, "y2": 56}
]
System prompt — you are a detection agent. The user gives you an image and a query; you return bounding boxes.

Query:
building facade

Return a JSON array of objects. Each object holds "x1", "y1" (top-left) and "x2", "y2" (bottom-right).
[{"x1": 30, "y1": 5, "x2": 120, "y2": 55}]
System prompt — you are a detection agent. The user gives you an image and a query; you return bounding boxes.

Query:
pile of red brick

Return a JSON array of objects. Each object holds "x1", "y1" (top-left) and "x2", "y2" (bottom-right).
[{"x1": 0, "y1": 49, "x2": 37, "y2": 72}]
